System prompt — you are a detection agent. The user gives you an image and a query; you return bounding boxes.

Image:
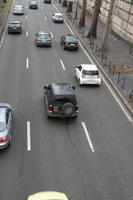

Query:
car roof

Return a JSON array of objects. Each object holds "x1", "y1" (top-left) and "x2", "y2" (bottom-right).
[
  {"x1": 55, "y1": 13, "x2": 62, "y2": 16},
  {"x1": 38, "y1": 31, "x2": 50, "y2": 35},
  {"x1": 80, "y1": 64, "x2": 98, "y2": 71},
  {"x1": 14, "y1": 5, "x2": 23, "y2": 7},
  {"x1": 0, "y1": 108, "x2": 6, "y2": 122},
  {"x1": 51, "y1": 83, "x2": 75, "y2": 97},
  {"x1": 9, "y1": 20, "x2": 20, "y2": 24}
]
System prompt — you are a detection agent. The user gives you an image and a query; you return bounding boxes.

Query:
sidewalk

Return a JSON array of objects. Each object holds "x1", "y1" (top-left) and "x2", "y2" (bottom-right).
[{"x1": 53, "y1": 0, "x2": 133, "y2": 112}]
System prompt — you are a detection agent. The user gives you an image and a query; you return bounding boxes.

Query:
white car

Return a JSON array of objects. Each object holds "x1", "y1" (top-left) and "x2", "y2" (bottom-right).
[
  {"x1": 75, "y1": 64, "x2": 101, "y2": 86},
  {"x1": 52, "y1": 13, "x2": 64, "y2": 23},
  {"x1": 13, "y1": 5, "x2": 24, "y2": 15}
]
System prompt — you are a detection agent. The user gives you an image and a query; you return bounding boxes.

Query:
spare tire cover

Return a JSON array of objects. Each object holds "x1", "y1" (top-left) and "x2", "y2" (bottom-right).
[{"x1": 62, "y1": 103, "x2": 74, "y2": 115}]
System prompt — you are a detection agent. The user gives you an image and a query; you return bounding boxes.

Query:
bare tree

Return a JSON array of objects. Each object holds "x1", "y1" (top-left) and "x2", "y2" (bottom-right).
[
  {"x1": 66, "y1": 1, "x2": 73, "y2": 13},
  {"x1": 79, "y1": 0, "x2": 87, "y2": 27},
  {"x1": 101, "y1": 0, "x2": 117, "y2": 53},
  {"x1": 62, "y1": 0, "x2": 67, "y2": 7},
  {"x1": 86, "y1": 0, "x2": 102, "y2": 38}
]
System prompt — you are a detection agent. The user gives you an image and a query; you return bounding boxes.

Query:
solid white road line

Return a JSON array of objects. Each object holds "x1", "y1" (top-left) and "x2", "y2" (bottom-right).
[
  {"x1": 27, "y1": 121, "x2": 31, "y2": 151},
  {"x1": 81, "y1": 122, "x2": 95, "y2": 152},
  {"x1": 60, "y1": 59, "x2": 65, "y2": 71},
  {"x1": 26, "y1": 31, "x2": 28, "y2": 37},
  {"x1": 26, "y1": 57, "x2": 29, "y2": 69}
]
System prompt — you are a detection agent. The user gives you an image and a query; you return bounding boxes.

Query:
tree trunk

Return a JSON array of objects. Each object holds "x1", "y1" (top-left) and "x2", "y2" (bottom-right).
[
  {"x1": 0, "y1": 0, "x2": 3, "y2": 8},
  {"x1": 62, "y1": 0, "x2": 67, "y2": 7},
  {"x1": 79, "y1": 0, "x2": 87, "y2": 27},
  {"x1": 101, "y1": 0, "x2": 117, "y2": 53},
  {"x1": 66, "y1": 1, "x2": 73, "y2": 13},
  {"x1": 86, "y1": 0, "x2": 102, "y2": 38}
]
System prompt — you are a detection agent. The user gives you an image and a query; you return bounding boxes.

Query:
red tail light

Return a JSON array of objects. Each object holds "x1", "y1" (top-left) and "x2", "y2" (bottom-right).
[
  {"x1": 48, "y1": 39, "x2": 52, "y2": 42},
  {"x1": 36, "y1": 37, "x2": 41, "y2": 41},
  {"x1": 64, "y1": 42, "x2": 69, "y2": 45},
  {"x1": 82, "y1": 74, "x2": 85, "y2": 78},
  {"x1": 76, "y1": 42, "x2": 79, "y2": 45},
  {"x1": 48, "y1": 105, "x2": 53, "y2": 111},
  {"x1": 0, "y1": 136, "x2": 9, "y2": 143},
  {"x1": 75, "y1": 105, "x2": 79, "y2": 112}
]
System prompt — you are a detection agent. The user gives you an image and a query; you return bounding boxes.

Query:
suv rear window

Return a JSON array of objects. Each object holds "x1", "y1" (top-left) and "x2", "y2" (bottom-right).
[
  {"x1": 82, "y1": 70, "x2": 99, "y2": 75},
  {"x1": 53, "y1": 97, "x2": 75, "y2": 105}
]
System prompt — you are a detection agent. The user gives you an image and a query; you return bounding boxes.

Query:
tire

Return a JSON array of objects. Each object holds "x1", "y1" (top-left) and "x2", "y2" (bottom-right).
[
  {"x1": 79, "y1": 79, "x2": 82, "y2": 86},
  {"x1": 63, "y1": 43, "x2": 66, "y2": 49},
  {"x1": 62, "y1": 103, "x2": 74, "y2": 116}
]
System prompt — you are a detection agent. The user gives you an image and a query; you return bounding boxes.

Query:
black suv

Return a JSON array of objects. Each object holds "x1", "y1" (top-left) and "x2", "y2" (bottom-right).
[
  {"x1": 8, "y1": 21, "x2": 22, "y2": 34},
  {"x1": 44, "y1": 83, "x2": 79, "y2": 119}
]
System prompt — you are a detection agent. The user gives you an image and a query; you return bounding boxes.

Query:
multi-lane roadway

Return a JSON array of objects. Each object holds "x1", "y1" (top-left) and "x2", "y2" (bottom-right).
[{"x1": 0, "y1": 0, "x2": 133, "y2": 199}]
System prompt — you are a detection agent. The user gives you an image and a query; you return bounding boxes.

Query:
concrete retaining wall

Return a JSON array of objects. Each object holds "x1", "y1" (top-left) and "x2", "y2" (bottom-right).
[{"x1": 82, "y1": 0, "x2": 133, "y2": 44}]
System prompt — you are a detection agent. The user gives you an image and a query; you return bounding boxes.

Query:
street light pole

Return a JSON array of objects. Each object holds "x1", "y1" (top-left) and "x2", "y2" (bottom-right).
[{"x1": 74, "y1": 0, "x2": 79, "y2": 19}]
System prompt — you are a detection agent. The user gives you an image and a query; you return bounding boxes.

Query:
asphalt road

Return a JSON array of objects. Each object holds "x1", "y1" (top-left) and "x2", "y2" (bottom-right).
[{"x1": 0, "y1": 0, "x2": 133, "y2": 200}]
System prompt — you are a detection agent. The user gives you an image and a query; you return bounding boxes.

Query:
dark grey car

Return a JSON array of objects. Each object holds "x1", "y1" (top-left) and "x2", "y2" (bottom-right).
[
  {"x1": 0, "y1": 103, "x2": 13, "y2": 149},
  {"x1": 8, "y1": 20, "x2": 22, "y2": 34},
  {"x1": 44, "y1": 83, "x2": 79, "y2": 119}
]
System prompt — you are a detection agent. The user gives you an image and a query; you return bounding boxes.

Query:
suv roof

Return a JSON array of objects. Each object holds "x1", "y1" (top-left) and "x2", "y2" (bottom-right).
[
  {"x1": 9, "y1": 20, "x2": 21, "y2": 24},
  {"x1": 51, "y1": 83, "x2": 75, "y2": 97}
]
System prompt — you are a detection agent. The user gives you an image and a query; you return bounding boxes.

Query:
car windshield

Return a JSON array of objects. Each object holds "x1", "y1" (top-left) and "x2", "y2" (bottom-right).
[
  {"x1": 54, "y1": 97, "x2": 75, "y2": 104},
  {"x1": 39, "y1": 35, "x2": 49, "y2": 39},
  {"x1": 67, "y1": 36, "x2": 77, "y2": 42},
  {"x1": 0, "y1": 121, "x2": 5, "y2": 132},
  {"x1": 56, "y1": 15, "x2": 62, "y2": 18},
  {"x1": 82, "y1": 70, "x2": 99, "y2": 75}
]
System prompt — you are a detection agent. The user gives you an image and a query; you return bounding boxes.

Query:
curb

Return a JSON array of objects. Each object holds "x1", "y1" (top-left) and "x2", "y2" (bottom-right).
[{"x1": 53, "y1": 1, "x2": 133, "y2": 118}]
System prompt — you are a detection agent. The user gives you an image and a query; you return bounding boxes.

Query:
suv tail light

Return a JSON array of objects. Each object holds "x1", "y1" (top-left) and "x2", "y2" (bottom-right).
[
  {"x1": 75, "y1": 105, "x2": 79, "y2": 112},
  {"x1": 48, "y1": 105, "x2": 53, "y2": 112}
]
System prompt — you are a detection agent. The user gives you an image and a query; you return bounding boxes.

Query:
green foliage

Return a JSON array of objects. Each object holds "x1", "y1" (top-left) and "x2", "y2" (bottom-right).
[{"x1": 1, "y1": 0, "x2": 13, "y2": 13}]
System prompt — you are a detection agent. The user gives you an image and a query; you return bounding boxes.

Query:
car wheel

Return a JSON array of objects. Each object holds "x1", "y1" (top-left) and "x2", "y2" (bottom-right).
[
  {"x1": 79, "y1": 79, "x2": 82, "y2": 86},
  {"x1": 63, "y1": 43, "x2": 66, "y2": 49},
  {"x1": 8, "y1": 135, "x2": 12, "y2": 147},
  {"x1": 62, "y1": 102, "x2": 74, "y2": 116}
]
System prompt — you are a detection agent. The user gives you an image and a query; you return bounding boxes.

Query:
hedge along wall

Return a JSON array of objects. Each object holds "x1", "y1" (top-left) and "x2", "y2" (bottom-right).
[{"x1": 84, "y1": 0, "x2": 133, "y2": 43}]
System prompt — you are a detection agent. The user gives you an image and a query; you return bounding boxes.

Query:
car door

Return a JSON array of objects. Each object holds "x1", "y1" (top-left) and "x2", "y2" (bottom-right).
[{"x1": 76, "y1": 65, "x2": 82, "y2": 79}]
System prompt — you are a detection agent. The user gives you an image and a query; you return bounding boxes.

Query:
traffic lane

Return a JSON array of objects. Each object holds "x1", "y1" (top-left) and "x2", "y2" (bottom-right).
[
  {"x1": 0, "y1": 7, "x2": 32, "y2": 200},
  {"x1": 23, "y1": 2, "x2": 133, "y2": 199},
  {"x1": 19, "y1": 39, "x2": 133, "y2": 200}
]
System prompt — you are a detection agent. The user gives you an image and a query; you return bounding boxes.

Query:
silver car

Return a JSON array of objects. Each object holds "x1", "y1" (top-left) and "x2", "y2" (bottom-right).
[
  {"x1": 13, "y1": 5, "x2": 24, "y2": 15},
  {"x1": 0, "y1": 103, "x2": 13, "y2": 149}
]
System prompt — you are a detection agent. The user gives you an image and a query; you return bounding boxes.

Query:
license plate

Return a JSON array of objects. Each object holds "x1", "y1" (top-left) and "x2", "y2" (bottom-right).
[
  {"x1": 53, "y1": 108, "x2": 59, "y2": 112},
  {"x1": 70, "y1": 44, "x2": 75, "y2": 46}
]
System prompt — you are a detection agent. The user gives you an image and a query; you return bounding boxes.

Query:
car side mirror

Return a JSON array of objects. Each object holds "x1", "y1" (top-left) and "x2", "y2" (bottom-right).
[{"x1": 72, "y1": 86, "x2": 76, "y2": 90}]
